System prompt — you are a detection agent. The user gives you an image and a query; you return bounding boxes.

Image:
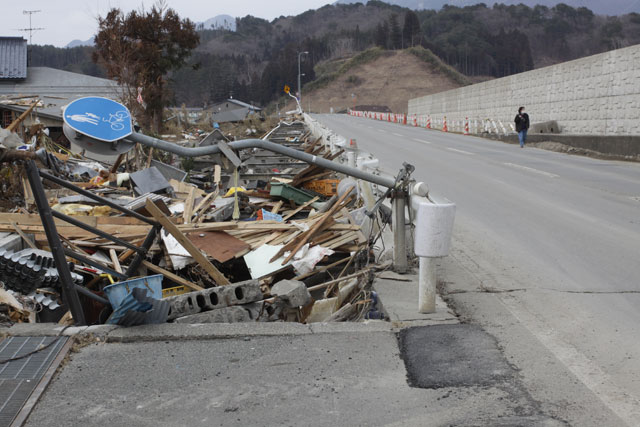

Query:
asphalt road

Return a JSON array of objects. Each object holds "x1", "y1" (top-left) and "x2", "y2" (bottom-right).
[{"x1": 314, "y1": 114, "x2": 640, "y2": 425}]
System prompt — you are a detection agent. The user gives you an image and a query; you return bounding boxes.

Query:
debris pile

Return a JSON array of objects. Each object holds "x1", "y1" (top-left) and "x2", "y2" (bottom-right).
[{"x1": 0, "y1": 116, "x2": 392, "y2": 327}]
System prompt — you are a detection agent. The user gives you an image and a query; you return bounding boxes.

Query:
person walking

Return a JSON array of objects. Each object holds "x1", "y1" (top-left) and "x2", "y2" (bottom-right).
[{"x1": 514, "y1": 106, "x2": 530, "y2": 148}]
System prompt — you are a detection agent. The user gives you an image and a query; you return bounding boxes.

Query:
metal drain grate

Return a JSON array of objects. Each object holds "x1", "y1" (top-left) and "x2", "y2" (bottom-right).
[{"x1": 0, "y1": 336, "x2": 69, "y2": 426}]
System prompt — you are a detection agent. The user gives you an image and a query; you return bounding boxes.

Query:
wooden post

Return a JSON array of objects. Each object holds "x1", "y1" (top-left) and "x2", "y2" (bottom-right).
[{"x1": 145, "y1": 198, "x2": 230, "y2": 285}]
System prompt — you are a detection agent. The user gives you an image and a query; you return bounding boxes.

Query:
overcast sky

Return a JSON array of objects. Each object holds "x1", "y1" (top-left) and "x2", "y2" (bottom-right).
[{"x1": 0, "y1": 0, "x2": 333, "y2": 47}]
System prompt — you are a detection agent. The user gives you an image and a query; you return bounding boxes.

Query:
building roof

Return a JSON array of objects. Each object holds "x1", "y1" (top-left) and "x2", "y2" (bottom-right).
[
  {"x1": 211, "y1": 98, "x2": 262, "y2": 111},
  {"x1": 0, "y1": 67, "x2": 119, "y2": 122},
  {"x1": 211, "y1": 108, "x2": 259, "y2": 123},
  {"x1": 0, "y1": 37, "x2": 27, "y2": 79}
]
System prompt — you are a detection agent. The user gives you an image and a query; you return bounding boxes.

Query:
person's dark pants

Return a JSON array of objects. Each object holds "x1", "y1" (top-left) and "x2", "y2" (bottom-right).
[{"x1": 518, "y1": 129, "x2": 528, "y2": 147}]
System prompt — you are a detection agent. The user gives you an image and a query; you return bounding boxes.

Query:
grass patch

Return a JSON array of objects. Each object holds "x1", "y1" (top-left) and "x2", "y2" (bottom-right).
[{"x1": 406, "y1": 46, "x2": 472, "y2": 86}]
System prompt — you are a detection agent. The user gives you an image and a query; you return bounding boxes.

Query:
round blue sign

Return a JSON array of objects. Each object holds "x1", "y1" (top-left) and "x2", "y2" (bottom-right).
[{"x1": 63, "y1": 97, "x2": 133, "y2": 142}]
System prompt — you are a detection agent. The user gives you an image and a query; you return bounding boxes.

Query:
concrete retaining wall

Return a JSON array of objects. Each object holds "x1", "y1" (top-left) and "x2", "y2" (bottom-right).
[{"x1": 408, "y1": 44, "x2": 640, "y2": 136}]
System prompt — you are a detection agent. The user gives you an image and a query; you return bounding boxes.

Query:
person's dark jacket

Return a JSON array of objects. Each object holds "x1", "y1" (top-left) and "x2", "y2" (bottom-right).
[{"x1": 515, "y1": 113, "x2": 530, "y2": 132}]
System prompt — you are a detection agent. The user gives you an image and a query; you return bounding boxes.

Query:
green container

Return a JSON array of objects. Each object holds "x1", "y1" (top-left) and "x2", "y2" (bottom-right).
[{"x1": 269, "y1": 183, "x2": 315, "y2": 205}]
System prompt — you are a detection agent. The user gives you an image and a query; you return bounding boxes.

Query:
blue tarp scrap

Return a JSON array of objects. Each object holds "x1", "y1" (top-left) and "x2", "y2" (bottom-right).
[{"x1": 106, "y1": 287, "x2": 169, "y2": 326}]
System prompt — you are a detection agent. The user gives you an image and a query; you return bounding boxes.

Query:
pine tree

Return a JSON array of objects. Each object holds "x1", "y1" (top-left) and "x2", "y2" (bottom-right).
[
  {"x1": 389, "y1": 14, "x2": 402, "y2": 50},
  {"x1": 403, "y1": 11, "x2": 421, "y2": 47}
]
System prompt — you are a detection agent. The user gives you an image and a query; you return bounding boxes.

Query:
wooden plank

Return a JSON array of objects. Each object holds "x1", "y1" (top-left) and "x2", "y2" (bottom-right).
[
  {"x1": 119, "y1": 238, "x2": 145, "y2": 262},
  {"x1": 271, "y1": 230, "x2": 300, "y2": 246},
  {"x1": 10, "y1": 222, "x2": 37, "y2": 249},
  {"x1": 0, "y1": 225, "x2": 152, "y2": 239},
  {"x1": 0, "y1": 213, "x2": 159, "y2": 227},
  {"x1": 213, "y1": 165, "x2": 221, "y2": 187},
  {"x1": 192, "y1": 190, "x2": 217, "y2": 217},
  {"x1": 271, "y1": 201, "x2": 283, "y2": 214},
  {"x1": 145, "y1": 148, "x2": 154, "y2": 169},
  {"x1": 293, "y1": 255, "x2": 352, "y2": 281},
  {"x1": 282, "y1": 196, "x2": 319, "y2": 221},
  {"x1": 145, "y1": 198, "x2": 230, "y2": 285},
  {"x1": 109, "y1": 249, "x2": 123, "y2": 274},
  {"x1": 183, "y1": 186, "x2": 196, "y2": 223},
  {"x1": 22, "y1": 177, "x2": 34, "y2": 206},
  {"x1": 324, "y1": 232, "x2": 358, "y2": 249},
  {"x1": 141, "y1": 260, "x2": 204, "y2": 291},
  {"x1": 177, "y1": 222, "x2": 238, "y2": 233},
  {"x1": 109, "y1": 153, "x2": 126, "y2": 174},
  {"x1": 271, "y1": 185, "x2": 355, "y2": 265},
  {"x1": 275, "y1": 186, "x2": 354, "y2": 265}
]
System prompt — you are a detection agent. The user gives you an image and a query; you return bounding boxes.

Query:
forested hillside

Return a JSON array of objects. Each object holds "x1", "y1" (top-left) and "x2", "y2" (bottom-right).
[{"x1": 26, "y1": 2, "x2": 640, "y2": 107}]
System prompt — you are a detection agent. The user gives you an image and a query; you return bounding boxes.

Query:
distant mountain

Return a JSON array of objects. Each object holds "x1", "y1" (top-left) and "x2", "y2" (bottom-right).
[
  {"x1": 65, "y1": 14, "x2": 236, "y2": 48},
  {"x1": 198, "y1": 14, "x2": 236, "y2": 31},
  {"x1": 66, "y1": 37, "x2": 94, "y2": 48},
  {"x1": 335, "y1": 0, "x2": 640, "y2": 15}
]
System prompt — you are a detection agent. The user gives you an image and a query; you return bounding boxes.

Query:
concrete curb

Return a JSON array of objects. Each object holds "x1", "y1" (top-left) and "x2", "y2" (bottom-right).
[{"x1": 1, "y1": 320, "x2": 394, "y2": 342}]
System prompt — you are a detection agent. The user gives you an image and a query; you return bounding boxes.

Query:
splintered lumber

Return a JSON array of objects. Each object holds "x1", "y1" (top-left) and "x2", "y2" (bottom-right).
[
  {"x1": 109, "y1": 249, "x2": 123, "y2": 274},
  {"x1": 271, "y1": 201, "x2": 283, "y2": 214},
  {"x1": 290, "y1": 149, "x2": 343, "y2": 186},
  {"x1": 303, "y1": 137, "x2": 322, "y2": 153},
  {"x1": 282, "y1": 196, "x2": 319, "y2": 221},
  {"x1": 145, "y1": 199, "x2": 231, "y2": 286},
  {"x1": 276, "y1": 185, "x2": 355, "y2": 265},
  {"x1": 109, "y1": 153, "x2": 126, "y2": 174},
  {"x1": 324, "y1": 303, "x2": 356, "y2": 322},
  {"x1": 22, "y1": 177, "x2": 34, "y2": 206},
  {"x1": 11, "y1": 222, "x2": 36, "y2": 249},
  {"x1": 307, "y1": 268, "x2": 372, "y2": 292},
  {"x1": 6, "y1": 99, "x2": 39, "y2": 132},
  {"x1": 324, "y1": 231, "x2": 359, "y2": 250},
  {"x1": 293, "y1": 255, "x2": 352, "y2": 281},
  {"x1": 192, "y1": 190, "x2": 218, "y2": 219},
  {"x1": 141, "y1": 260, "x2": 203, "y2": 292},
  {"x1": 183, "y1": 185, "x2": 196, "y2": 223},
  {"x1": 214, "y1": 165, "x2": 221, "y2": 187}
]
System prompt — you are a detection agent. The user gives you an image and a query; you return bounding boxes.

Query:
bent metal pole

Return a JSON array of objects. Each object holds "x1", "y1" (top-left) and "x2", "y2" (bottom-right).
[{"x1": 127, "y1": 133, "x2": 397, "y2": 189}]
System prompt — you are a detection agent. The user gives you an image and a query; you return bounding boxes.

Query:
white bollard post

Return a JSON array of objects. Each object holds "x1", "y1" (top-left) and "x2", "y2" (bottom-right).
[
  {"x1": 418, "y1": 257, "x2": 437, "y2": 313},
  {"x1": 411, "y1": 190, "x2": 456, "y2": 314}
]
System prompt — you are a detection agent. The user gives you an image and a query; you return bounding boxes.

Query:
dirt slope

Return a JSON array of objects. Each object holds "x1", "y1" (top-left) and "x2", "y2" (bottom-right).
[{"x1": 286, "y1": 49, "x2": 469, "y2": 114}]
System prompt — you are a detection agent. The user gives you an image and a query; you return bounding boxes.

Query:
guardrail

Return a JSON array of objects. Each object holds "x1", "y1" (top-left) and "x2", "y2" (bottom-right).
[
  {"x1": 347, "y1": 109, "x2": 516, "y2": 137},
  {"x1": 305, "y1": 113, "x2": 456, "y2": 313}
]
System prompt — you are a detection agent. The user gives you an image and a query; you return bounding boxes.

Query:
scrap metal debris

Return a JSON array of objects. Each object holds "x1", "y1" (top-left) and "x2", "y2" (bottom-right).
[{"x1": 0, "y1": 112, "x2": 393, "y2": 327}]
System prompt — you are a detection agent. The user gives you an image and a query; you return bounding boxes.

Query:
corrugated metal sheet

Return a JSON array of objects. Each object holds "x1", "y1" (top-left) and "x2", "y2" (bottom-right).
[{"x1": 0, "y1": 37, "x2": 27, "y2": 79}]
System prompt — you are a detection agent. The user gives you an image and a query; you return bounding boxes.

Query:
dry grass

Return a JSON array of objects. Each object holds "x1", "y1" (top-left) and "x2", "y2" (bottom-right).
[{"x1": 286, "y1": 49, "x2": 467, "y2": 114}]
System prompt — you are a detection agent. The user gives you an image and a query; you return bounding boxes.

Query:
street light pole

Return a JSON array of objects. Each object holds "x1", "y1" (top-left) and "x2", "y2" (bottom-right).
[{"x1": 298, "y1": 51, "x2": 309, "y2": 112}]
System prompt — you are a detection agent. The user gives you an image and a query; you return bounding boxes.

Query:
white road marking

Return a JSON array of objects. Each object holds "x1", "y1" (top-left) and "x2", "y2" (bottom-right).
[
  {"x1": 412, "y1": 138, "x2": 432, "y2": 144},
  {"x1": 447, "y1": 148, "x2": 474, "y2": 155},
  {"x1": 377, "y1": 129, "x2": 386, "y2": 133},
  {"x1": 392, "y1": 132, "x2": 403, "y2": 137},
  {"x1": 500, "y1": 295, "x2": 640, "y2": 425},
  {"x1": 504, "y1": 162, "x2": 559, "y2": 178}
]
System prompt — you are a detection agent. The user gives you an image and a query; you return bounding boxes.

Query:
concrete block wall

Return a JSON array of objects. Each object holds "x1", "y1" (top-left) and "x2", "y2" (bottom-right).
[{"x1": 408, "y1": 44, "x2": 640, "y2": 136}]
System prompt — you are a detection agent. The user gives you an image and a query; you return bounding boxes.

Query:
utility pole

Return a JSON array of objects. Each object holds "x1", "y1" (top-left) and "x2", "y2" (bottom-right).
[
  {"x1": 297, "y1": 51, "x2": 309, "y2": 112},
  {"x1": 18, "y1": 10, "x2": 44, "y2": 45}
]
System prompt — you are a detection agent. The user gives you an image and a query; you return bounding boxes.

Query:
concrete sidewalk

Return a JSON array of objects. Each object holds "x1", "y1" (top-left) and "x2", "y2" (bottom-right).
[
  {"x1": 373, "y1": 268, "x2": 458, "y2": 327},
  {"x1": 1, "y1": 266, "x2": 563, "y2": 426},
  {"x1": 22, "y1": 324, "x2": 561, "y2": 427}
]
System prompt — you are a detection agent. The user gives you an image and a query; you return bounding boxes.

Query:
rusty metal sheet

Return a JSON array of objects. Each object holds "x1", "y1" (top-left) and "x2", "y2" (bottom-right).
[{"x1": 186, "y1": 231, "x2": 249, "y2": 263}]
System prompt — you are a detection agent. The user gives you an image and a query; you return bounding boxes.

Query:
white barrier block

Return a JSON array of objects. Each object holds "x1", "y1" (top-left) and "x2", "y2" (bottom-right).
[{"x1": 412, "y1": 196, "x2": 456, "y2": 258}]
